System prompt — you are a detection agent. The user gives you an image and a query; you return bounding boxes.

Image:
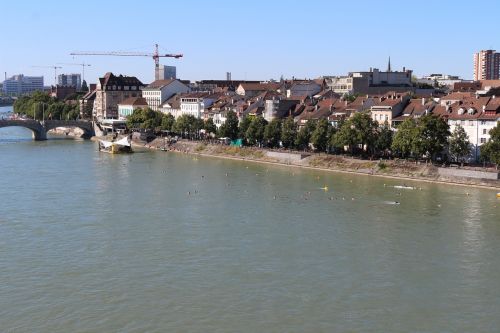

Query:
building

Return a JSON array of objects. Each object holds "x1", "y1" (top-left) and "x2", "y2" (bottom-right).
[
  {"x1": 473, "y1": 50, "x2": 500, "y2": 81},
  {"x1": 93, "y1": 72, "x2": 144, "y2": 119},
  {"x1": 118, "y1": 97, "x2": 148, "y2": 119},
  {"x1": 50, "y1": 85, "x2": 76, "y2": 100},
  {"x1": 142, "y1": 79, "x2": 190, "y2": 111},
  {"x1": 79, "y1": 84, "x2": 96, "y2": 117},
  {"x1": 58, "y1": 73, "x2": 81, "y2": 90},
  {"x1": 235, "y1": 82, "x2": 281, "y2": 97},
  {"x1": 325, "y1": 60, "x2": 414, "y2": 95},
  {"x1": 437, "y1": 95, "x2": 499, "y2": 161},
  {"x1": 287, "y1": 81, "x2": 322, "y2": 98},
  {"x1": 2, "y1": 74, "x2": 44, "y2": 96},
  {"x1": 417, "y1": 74, "x2": 463, "y2": 88},
  {"x1": 370, "y1": 92, "x2": 410, "y2": 126},
  {"x1": 158, "y1": 65, "x2": 176, "y2": 80},
  {"x1": 173, "y1": 92, "x2": 219, "y2": 119}
]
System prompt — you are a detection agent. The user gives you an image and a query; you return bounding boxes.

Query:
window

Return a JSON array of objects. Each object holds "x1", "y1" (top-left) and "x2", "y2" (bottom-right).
[
  {"x1": 483, "y1": 129, "x2": 487, "y2": 135},
  {"x1": 480, "y1": 138, "x2": 486, "y2": 143}
]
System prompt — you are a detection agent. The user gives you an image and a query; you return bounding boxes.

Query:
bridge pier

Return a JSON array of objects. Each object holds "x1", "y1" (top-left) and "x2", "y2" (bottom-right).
[{"x1": 33, "y1": 130, "x2": 47, "y2": 141}]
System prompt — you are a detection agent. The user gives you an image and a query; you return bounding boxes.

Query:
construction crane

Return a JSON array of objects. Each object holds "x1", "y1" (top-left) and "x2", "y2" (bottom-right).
[
  {"x1": 57, "y1": 62, "x2": 91, "y2": 81},
  {"x1": 31, "y1": 65, "x2": 62, "y2": 85},
  {"x1": 70, "y1": 44, "x2": 183, "y2": 81}
]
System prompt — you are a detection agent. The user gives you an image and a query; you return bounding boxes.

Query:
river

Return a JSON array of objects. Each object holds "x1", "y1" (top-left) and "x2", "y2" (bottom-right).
[{"x1": 1, "y1": 105, "x2": 499, "y2": 332}]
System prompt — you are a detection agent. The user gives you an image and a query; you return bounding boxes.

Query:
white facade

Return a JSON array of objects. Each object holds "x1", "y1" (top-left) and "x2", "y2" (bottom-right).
[
  {"x1": 142, "y1": 80, "x2": 190, "y2": 112},
  {"x1": 448, "y1": 118, "x2": 499, "y2": 161}
]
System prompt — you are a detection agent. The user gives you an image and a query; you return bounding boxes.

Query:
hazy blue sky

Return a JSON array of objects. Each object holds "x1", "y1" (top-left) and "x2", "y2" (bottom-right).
[{"x1": 1, "y1": 0, "x2": 499, "y2": 85}]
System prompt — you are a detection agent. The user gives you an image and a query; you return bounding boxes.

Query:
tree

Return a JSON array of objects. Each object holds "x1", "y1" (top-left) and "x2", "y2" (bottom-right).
[
  {"x1": 218, "y1": 110, "x2": 239, "y2": 140},
  {"x1": 238, "y1": 115, "x2": 252, "y2": 140},
  {"x1": 160, "y1": 113, "x2": 175, "y2": 131},
  {"x1": 333, "y1": 120, "x2": 357, "y2": 154},
  {"x1": 295, "y1": 120, "x2": 316, "y2": 150},
  {"x1": 310, "y1": 118, "x2": 330, "y2": 152},
  {"x1": 264, "y1": 119, "x2": 282, "y2": 148},
  {"x1": 350, "y1": 112, "x2": 378, "y2": 155},
  {"x1": 375, "y1": 122, "x2": 393, "y2": 156},
  {"x1": 204, "y1": 118, "x2": 217, "y2": 135},
  {"x1": 391, "y1": 118, "x2": 417, "y2": 159},
  {"x1": 332, "y1": 113, "x2": 377, "y2": 156},
  {"x1": 81, "y1": 80, "x2": 89, "y2": 92},
  {"x1": 173, "y1": 114, "x2": 194, "y2": 137},
  {"x1": 246, "y1": 117, "x2": 267, "y2": 146},
  {"x1": 480, "y1": 123, "x2": 500, "y2": 169},
  {"x1": 448, "y1": 125, "x2": 471, "y2": 166},
  {"x1": 415, "y1": 114, "x2": 450, "y2": 162},
  {"x1": 281, "y1": 116, "x2": 297, "y2": 149}
]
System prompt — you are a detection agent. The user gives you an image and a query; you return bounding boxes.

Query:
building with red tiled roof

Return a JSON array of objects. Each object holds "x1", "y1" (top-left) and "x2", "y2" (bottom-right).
[
  {"x1": 370, "y1": 92, "x2": 411, "y2": 126},
  {"x1": 235, "y1": 83, "x2": 281, "y2": 97}
]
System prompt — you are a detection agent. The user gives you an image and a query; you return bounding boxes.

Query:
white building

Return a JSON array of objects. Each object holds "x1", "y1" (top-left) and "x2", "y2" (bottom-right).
[
  {"x1": 2, "y1": 74, "x2": 44, "y2": 95},
  {"x1": 442, "y1": 96, "x2": 500, "y2": 161},
  {"x1": 177, "y1": 92, "x2": 218, "y2": 119},
  {"x1": 142, "y1": 79, "x2": 190, "y2": 112}
]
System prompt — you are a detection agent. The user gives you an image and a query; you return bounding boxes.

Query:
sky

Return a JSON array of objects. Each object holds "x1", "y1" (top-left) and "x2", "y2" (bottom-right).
[{"x1": 1, "y1": 0, "x2": 499, "y2": 85}]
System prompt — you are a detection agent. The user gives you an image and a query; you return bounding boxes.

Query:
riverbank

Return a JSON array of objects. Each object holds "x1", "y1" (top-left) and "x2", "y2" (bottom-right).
[{"x1": 131, "y1": 138, "x2": 500, "y2": 190}]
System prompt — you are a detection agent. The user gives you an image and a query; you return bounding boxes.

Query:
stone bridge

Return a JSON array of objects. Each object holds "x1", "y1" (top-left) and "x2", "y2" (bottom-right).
[{"x1": 0, "y1": 119, "x2": 95, "y2": 140}]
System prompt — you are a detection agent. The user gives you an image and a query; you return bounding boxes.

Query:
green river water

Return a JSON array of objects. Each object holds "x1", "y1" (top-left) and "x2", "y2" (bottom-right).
[{"x1": 1, "y1": 106, "x2": 500, "y2": 332}]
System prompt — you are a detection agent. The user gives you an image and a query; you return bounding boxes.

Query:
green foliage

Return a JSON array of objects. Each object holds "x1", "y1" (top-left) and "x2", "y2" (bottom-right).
[
  {"x1": 263, "y1": 119, "x2": 282, "y2": 148},
  {"x1": 203, "y1": 118, "x2": 217, "y2": 135},
  {"x1": 391, "y1": 115, "x2": 450, "y2": 161},
  {"x1": 238, "y1": 115, "x2": 252, "y2": 139},
  {"x1": 310, "y1": 118, "x2": 330, "y2": 152},
  {"x1": 392, "y1": 118, "x2": 417, "y2": 158},
  {"x1": 172, "y1": 114, "x2": 202, "y2": 138},
  {"x1": 415, "y1": 114, "x2": 450, "y2": 161},
  {"x1": 127, "y1": 108, "x2": 176, "y2": 133},
  {"x1": 295, "y1": 120, "x2": 316, "y2": 150},
  {"x1": 81, "y1": 80, "x2": 89, "y2": 92},
  {"x1": 281, "y1": 116, "x2": 297, "y2": 149},
  {"x1": 375, "y1": 122, "x2": 393, "y2": 154},
  {"x1": 333, "y1": 113, "x2": 377, "y2": 155},
  {"x1": 246, "y1": 117, "x2": 268, "y2": 146},
  {"x1": 480, "y1": 123, "x2": 500, "y2": 168},
  {"x1": 448, "y1": 125, "x2": 471, "y2": 164},
  {"x1": 161, "y1": 113, "x2": 175, "y2": 131},
  {"x1": 13, "y1": 91, "x2": 80, "y2": 120},
  {"x1": 218, "y1": 110, "x2": 239, "y2": 139}
]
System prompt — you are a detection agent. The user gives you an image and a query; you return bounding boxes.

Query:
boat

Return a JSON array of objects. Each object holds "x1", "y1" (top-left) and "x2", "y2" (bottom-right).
[
  {"x1": 98, "y1": 136, "x2": 133, "y2": 154},
  {"x1": 496, "y1": 193, "x2": 500, "y2": 198},
  {"x1": 394, "y1": 185, "x2": 415, "y2": 190}
]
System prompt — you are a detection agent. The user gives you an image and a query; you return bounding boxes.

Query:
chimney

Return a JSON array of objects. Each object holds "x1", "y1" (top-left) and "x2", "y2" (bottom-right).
[
  {"x1": 403, "y1": 66, "x2": 406, "y2": 72},
  {"x1": 422, "y1": 98, "x2": 425, "y2": 106},
  {"x1": 482, "y1": 105, "x2": 486, "y2": 112}
]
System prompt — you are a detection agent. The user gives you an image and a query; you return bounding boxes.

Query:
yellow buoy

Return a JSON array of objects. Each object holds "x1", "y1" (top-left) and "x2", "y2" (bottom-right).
[{"x1": 496, "y1": 193, "x2": 500, "y2": 198}]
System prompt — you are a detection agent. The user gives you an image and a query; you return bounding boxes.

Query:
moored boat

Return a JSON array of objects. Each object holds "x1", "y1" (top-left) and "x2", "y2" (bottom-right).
[{"x1": 98, "y1": 136, "x2": 133, "y2": 154}]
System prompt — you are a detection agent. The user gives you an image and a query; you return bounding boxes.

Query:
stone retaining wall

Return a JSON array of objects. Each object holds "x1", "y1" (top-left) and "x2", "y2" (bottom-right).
[{"x1": 438, "y1": 167, "x2": 499, "y2": 180}]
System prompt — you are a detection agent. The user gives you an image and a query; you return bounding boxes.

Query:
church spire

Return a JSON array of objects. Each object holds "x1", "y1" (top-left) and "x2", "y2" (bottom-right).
[{"x1": 387, "y1": 56, "x2": 392, "y2": 72}]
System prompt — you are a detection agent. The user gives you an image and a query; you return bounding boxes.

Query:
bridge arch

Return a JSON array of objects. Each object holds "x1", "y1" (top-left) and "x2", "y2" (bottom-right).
[
  {"x1": 0, "y1": 119, "x2": 46, "y2": 140},
  {"x1": 0, "y1": 119, "x2": 95, "y2": 140},
  {"x1": 43, "y1": 120, "x2": 95, "y2": 139}
]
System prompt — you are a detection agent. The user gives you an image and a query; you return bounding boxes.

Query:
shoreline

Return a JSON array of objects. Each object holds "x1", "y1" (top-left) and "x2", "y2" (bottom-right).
[{"x1": 133, "y1": 140, "x2": 500, "y2": 191}]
